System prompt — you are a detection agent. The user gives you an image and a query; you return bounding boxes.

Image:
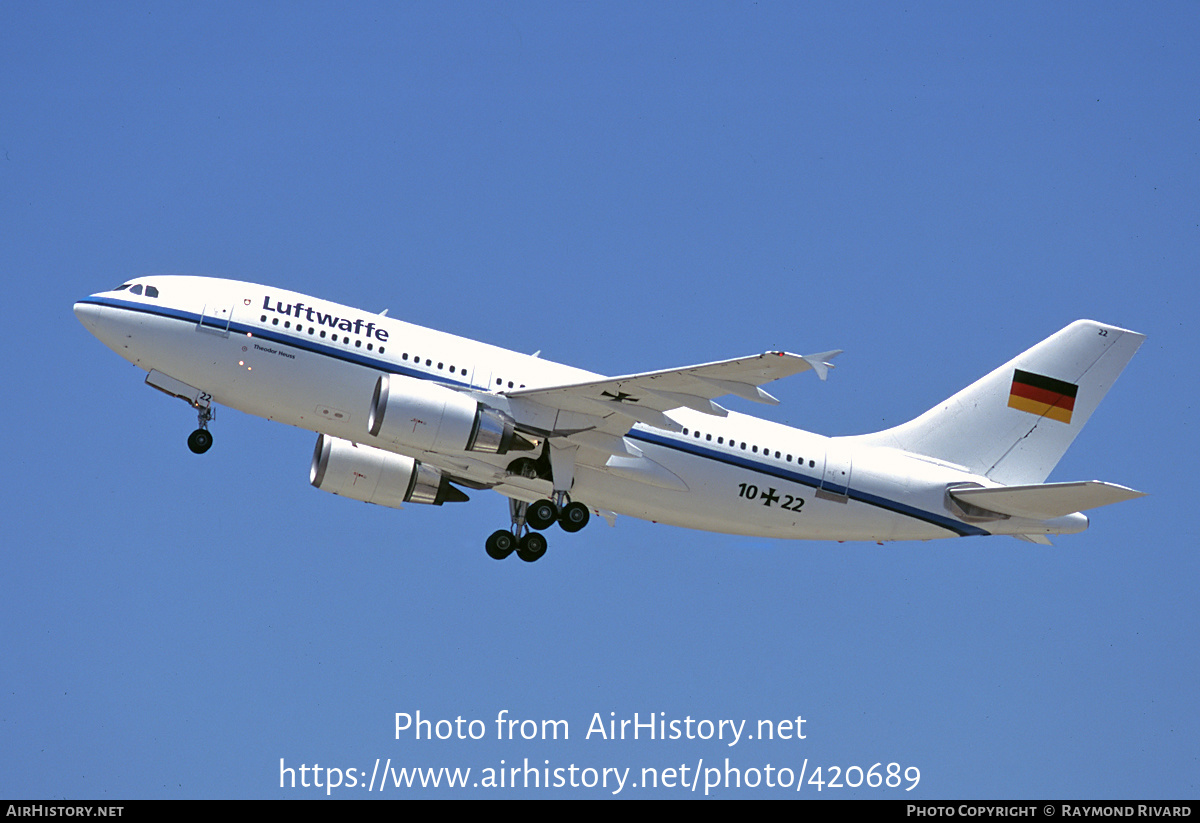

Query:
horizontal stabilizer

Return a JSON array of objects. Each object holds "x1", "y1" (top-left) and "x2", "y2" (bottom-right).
[{"x1": 950, "y1": 481, "x2": 1145, "y2": 520}]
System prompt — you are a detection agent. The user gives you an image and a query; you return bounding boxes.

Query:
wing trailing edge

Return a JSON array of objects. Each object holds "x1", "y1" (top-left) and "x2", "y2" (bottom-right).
[{"x1": 504, "y1": 349, "x2": 841, "y2": 440}]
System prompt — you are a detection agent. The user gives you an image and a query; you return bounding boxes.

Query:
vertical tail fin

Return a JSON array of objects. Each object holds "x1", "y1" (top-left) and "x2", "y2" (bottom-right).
[{"x1": 853, "y1": 320, "x2": 1144, "y2": 485}]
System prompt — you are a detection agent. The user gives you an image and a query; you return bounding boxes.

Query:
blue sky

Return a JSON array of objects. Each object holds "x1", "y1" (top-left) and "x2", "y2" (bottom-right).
[{"x1": 2, "y1": 2, "x2": 1197, "y2": 798}]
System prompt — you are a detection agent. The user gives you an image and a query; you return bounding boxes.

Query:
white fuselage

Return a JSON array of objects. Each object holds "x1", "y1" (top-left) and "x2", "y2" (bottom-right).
[{"x1": 75, "y1": 276, "x2": 1086, "y2": 542}]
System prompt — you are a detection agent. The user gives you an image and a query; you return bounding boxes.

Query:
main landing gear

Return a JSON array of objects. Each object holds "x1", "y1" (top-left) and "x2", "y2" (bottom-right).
[
  {"x1": 528, "y1": 497, "x2": 590, "y2": 532},
  {"x1": 485, "y1": 495, "x2": 592, "y2": 563},
  {"x1": 487, "y1": 450, "x2": 591, "y2": 562}
]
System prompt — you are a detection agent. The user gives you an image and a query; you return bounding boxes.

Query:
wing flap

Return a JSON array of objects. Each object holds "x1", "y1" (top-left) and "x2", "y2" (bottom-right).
[{"x1": 693, "y1": 376, "x2": 781, "y2": 405}]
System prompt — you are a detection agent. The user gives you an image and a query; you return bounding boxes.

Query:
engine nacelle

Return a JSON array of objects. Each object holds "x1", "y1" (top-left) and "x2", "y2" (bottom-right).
[
  {"x1": 367, "y1": 374, "x2": 529, "y2": 455},
  {"x1": 310, "y1": 434, "x2": 468, "y2": 507}
]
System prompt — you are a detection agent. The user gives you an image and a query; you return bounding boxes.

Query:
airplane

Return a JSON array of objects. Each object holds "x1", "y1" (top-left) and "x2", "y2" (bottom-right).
[{"x1": 74, "y1": 276, "x2": 1146, "y2": 562}]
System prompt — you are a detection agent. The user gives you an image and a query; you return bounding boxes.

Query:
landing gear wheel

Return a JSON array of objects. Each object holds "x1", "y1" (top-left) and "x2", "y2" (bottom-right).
[
  {"x1": 485, "y1": 530, "x2": 516, "y2": 560},
  {"x1": 526, "y1": 499, "x2": 558, "y2": 531},
  {"x1": 516, "y1": 532, "x2": 548, "y2": 563},
  {"x1": 187, "y1": 428, "x2": 213, "y2": 454},
  {"x1": 558, "y1": 501, "x2": 590, "y2": 533}
]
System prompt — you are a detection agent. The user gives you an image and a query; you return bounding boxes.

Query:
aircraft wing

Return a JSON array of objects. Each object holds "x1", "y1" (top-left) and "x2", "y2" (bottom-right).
[{"x1": 504, "y1": 349, "x2": 840, "y2": 439}]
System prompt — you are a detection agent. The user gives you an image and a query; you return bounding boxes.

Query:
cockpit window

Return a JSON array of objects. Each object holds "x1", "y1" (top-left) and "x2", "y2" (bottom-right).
[{"x1": 114, "y1": 282, "x2": 159, "y2": 297}]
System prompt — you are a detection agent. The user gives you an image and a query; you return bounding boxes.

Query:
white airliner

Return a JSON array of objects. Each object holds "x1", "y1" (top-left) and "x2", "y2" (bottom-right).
[{"x1": 75, "y1": 276, "x2": 1145, "y2": 562}]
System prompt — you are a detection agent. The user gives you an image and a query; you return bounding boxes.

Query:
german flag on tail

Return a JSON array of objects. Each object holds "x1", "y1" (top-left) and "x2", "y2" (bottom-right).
[{"x1": 1008, "y1": 369, "x2": 1078, "y2": 424}]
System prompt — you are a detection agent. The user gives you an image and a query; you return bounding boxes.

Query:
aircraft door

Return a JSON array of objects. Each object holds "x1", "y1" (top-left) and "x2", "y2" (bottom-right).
[
  {"x1": 198, "y1": 301, "x2": 235, "y2": 336},
  {"x1": 454, "y1": 364, "x2": 476, "y2": 388},
  {"x1": 484, "y1": 370, "x2": 508, "y2": 393},
  {"x1": 818, "y1": 447, "x2": 853, "y2": 502}
]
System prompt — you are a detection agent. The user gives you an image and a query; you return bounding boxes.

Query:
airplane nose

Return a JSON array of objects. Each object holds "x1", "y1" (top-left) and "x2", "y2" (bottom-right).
[
  {"x1": 73, "y1": 300, "x2": 105, "y2": 332},
  {"x1": 73, "y1": 299, "x2": 124, "y2": 348},
  {"x1": 75, "y1": 297, "x2": 119, "y2": 339}
]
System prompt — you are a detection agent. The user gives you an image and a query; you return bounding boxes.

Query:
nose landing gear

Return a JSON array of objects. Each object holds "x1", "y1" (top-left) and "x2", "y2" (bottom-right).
[
  {"x1": 144, "y1": 370, "x2": 218, "y2": 455},
  {"x1": 187, "y1": 403, "x2": 215, "y2": 454},
  {"x1": 187, "y1": 428, "x2": 213, "y2": 454}
]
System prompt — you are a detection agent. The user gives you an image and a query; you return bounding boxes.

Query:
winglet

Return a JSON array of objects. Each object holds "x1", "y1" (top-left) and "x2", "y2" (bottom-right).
[{"x1": 800, "y1": 349, "x2": 842, "y2": 381}]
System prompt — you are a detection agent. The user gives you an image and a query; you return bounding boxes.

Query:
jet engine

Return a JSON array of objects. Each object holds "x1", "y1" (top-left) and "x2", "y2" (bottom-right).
[
  {"x1": 310, "y1": 433, "x2": 468, "y2": 507},
  {"x1": 367, "y1": 374, "x2": 531, "y2": 455}
]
